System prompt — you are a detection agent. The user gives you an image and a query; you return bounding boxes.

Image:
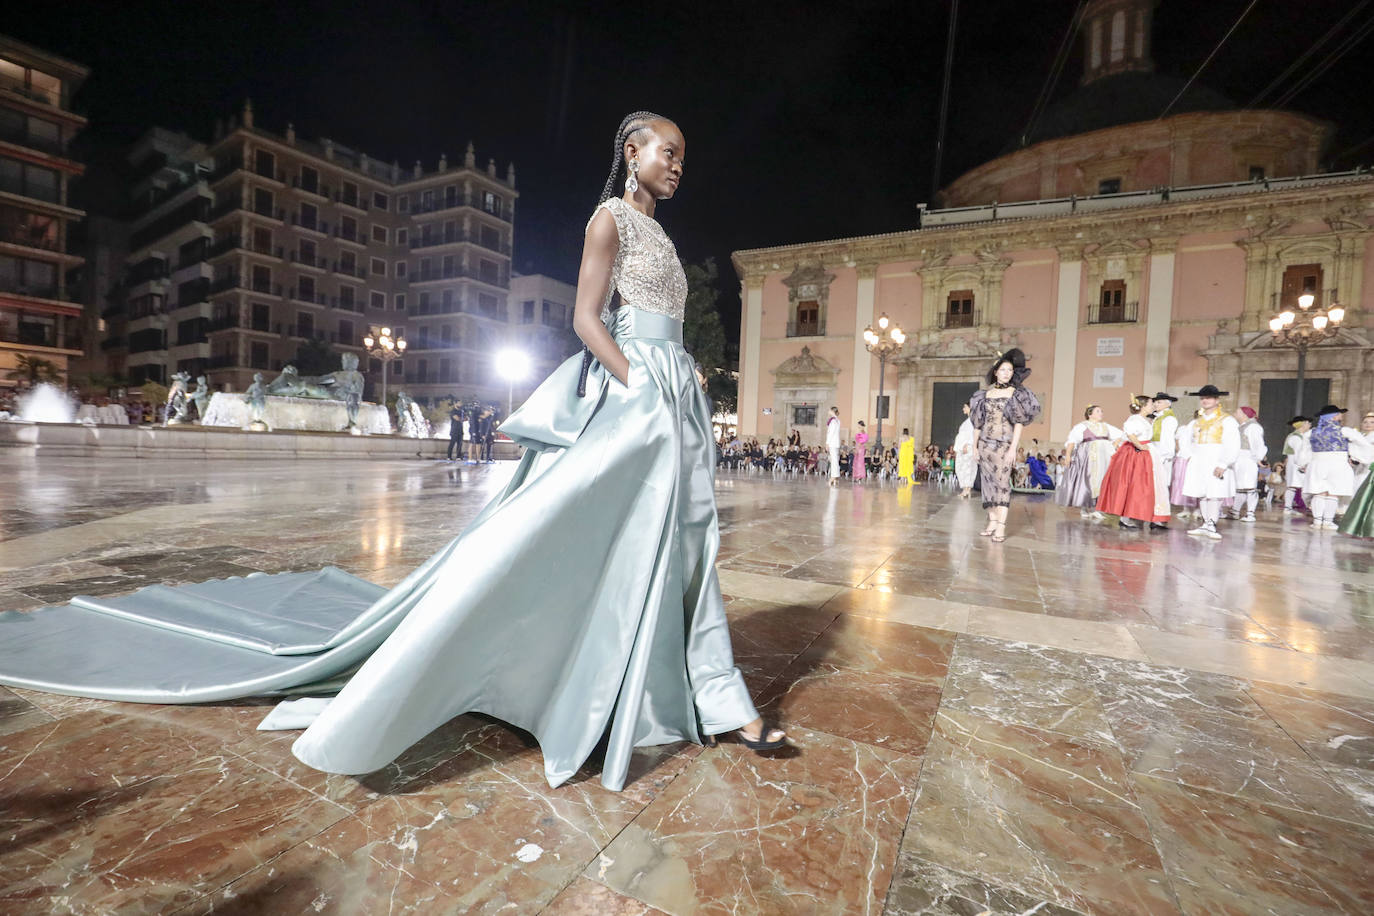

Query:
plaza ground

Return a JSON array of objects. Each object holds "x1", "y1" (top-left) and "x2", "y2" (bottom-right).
[{"x1": 1, "y1": 457, "x2": 1371, "y2": 914}]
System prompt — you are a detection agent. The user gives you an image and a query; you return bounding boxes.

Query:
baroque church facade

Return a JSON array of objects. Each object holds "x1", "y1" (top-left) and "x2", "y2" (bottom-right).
[{"x1": 731, "y1": 0, "x2": 1373, "y2": 457}]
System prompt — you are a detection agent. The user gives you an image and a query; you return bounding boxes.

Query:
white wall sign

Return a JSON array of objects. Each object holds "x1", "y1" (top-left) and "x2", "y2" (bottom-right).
[
  {"x1": 1093, "y1": 368, "x2": 1125, "y2": 388},
  {"x1": 1096, "y1": 337, "x2": 1124, "y2": 357},
  {"x1": 761, "y1": 407, "x2": 772, "y2": 415}
]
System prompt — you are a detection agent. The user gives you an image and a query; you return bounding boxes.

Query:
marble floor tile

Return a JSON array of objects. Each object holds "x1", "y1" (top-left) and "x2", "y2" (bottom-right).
[
  {"x1": 0, "y1": 686, "x2": 53, "y2": 738},
  {"x1": 758, "y1": 662, "x2": 944, "y2": 756},
  {"x1": 820, "y1": 587, "x2": 970, "y2": 633},
  {"x1": 189, "y1": 728, "x2": 647, "y2": 915},
  {"x1": 1134, "y1": 773, "x2": 1374, "y2": 916},
  {"x1": 966, "y1": 604, "x2": 1148, "y2": 661},
  {"x1": 901, "y1": 709, "x2": 1179, "y2": 916},
  {"x1": 542, "y1": 876, "x2": 671, "y2": 915},
  {"x1": 590, "y1": 727, "x2": 921, "y2": 915},
  {"x1": 792, "y1": 614, "x2": 955, "y2": 685},
  {"x1": 940, "y1": 635, "x2": 1116, "y2": 746},
  {"x1": 884, "y1": 854, "x2": 1093, "y2": 916},
  {"x1": 4, "y1": 462, "x2": 1374, "y2": 912},
  {"x1": 0, "y1": 711, "x2": 350, "y2": 915},
  {"x1": 1245, "y1": 681, "x2": 1374, "y2": 772}
]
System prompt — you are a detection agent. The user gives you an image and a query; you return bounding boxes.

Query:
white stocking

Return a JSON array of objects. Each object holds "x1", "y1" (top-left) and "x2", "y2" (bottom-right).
[
  {"x1": 1245, "y1": 491, "x2": 1259, "y2": 514},
  {"x1": 1200, "y1": 498, "x2": 1222, "y2": 526},
  {"x1": 1284, "y1": 488, "x2": 1296, "y2": 509}
]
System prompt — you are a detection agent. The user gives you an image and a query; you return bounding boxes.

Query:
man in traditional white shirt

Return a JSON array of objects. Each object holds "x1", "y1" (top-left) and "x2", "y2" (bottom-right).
[
  {"x1": 1149, "y1": 392, "x2": 1179, "y2": 529},
  {"x1": 826, "y1": 406, "x2": 842, "y2": 488},
  {"x1": 1229, "y1": 406, "x2": 1267, "y2": 522},
  {"x1": 1182, "y1": 385, "x2": 1242, "y2": 540}
]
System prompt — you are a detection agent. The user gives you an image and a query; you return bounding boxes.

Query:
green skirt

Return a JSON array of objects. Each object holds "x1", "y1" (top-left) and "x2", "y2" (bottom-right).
[{"x1": 1339, "y1": 473, "x2": 1374, "y2": 538}]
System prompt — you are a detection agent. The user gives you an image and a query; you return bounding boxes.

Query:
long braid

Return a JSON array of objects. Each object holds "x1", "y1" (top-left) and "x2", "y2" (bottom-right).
[
  {"x1": 580, "y1": 111, "x2": 667, "y2": 398},
  {"x1": 598, "y1": 110, "x2": 667, "y2": 204}
]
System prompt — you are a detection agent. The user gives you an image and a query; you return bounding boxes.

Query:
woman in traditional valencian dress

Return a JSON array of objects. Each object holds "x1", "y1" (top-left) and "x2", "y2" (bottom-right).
[
  {"x1": 954, "y1": 403, "x2": 977, "y2": 498},
  {"x1": 968, "y1": 349, "x2": 1042, "y2": 542},
  {"x1": 1056, "y1": 404, "x2": 1123, "y2": 518},
  {"x1": 897, "y1": 427, "x2": 915, "y2": 485},
  {"x1": 852, "y1": 421, "x2": 869, "y2": 481},
  {"x1": 1296, "y1": 405, "x2": 1373, "y2": 530},
  {"x1": 0, "y1": 111, "x2": 785, "y2": 792},
  {"x1": 1096, "y1": 396, "x2": 1164, "y2": 530}
]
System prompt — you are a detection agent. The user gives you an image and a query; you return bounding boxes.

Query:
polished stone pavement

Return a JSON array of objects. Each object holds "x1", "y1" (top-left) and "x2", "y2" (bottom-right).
[{"x1": 1, "y1": 456, "x2": 1371, "y2": 914}]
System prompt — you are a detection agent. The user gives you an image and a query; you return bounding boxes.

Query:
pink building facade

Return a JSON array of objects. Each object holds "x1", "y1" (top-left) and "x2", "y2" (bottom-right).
[
  {"x1": 731, "y1": 173, "x2": 1374, "y2": 455},
  {"x1": 731, "y1": 0, "x2": 1372, "y2": 458}
]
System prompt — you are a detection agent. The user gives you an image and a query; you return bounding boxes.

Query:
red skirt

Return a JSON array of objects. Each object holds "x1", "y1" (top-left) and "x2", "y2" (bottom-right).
[{"x1": 1096, "y1": 444, "x2": 1165, "y2": 523}]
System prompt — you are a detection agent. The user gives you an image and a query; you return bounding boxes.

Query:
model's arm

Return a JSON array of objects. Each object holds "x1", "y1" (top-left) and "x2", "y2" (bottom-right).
[{"x1": 572, "y1": 209, "x2": 630, "y2": 386}]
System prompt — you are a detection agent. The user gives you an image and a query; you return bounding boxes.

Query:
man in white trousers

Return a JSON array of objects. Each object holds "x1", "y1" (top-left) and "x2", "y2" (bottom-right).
[{"x1": 826, "y1": 406, "x2": 842, "y2": 488}]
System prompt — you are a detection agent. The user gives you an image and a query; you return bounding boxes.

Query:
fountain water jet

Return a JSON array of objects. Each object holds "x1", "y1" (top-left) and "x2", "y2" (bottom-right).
[{"x1": 16, "y1": 384, "x2": 76, "y2": 423}]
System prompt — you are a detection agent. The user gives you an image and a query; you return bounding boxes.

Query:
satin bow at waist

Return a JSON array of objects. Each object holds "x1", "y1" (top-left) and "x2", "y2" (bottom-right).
[{"x1": 610, "y1": 307, "x2": 683, "y2": 344}]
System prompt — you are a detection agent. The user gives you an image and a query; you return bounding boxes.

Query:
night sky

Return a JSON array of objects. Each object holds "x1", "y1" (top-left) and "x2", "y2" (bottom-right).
[{"x1": 13, "y1": 0, "x2": 1374, "y2": 342}]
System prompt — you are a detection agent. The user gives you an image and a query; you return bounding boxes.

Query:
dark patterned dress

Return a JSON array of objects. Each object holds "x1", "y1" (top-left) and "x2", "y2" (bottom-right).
[{"x1": 969, "y1": 386, "x2": 1042, "y2": 508}]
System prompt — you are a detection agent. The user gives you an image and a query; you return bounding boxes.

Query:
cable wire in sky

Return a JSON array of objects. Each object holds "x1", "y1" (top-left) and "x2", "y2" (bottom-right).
[
  {"x1": 931, "y1": 0, "x2": 960, "y2": 198},
  {"x1": 1158, "y1": 0, "x2": 1259, "y2": 119},
  {"x1": 1246, "y1": 0, "x2": 1370, "y2": 108},
  {"x1": 1020, "y1": 0, "x2": 1087, "y2": 148},
  {"x1": 1270, "y1": 12, "x2": 1374, "y2": 110}
]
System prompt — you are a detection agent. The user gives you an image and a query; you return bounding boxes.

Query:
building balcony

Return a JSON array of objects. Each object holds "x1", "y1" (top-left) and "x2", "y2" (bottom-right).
[
  {"x1": 286, "y1": 287, "x2": 329, "y2": 306},
  {"x1": 1086, "y1": 300, "x2": 1140, "y2": 324},
  {"x1": 0, "y1": 72, "x2": 72, "y2": 111},
  {"x1": 330, "y1": 261, "x2": 368, "y2": 280},
  {"x1": 333, "y1": 226, "x2": 366, "y2": 247},
  {"x1": 289, "y1": 213, "x2": 329, "y2": 236},
  {"x1": 936, "y1": 309, "x2": 981, "y2": 329},
  {"x1": 100, "y1": 335, "x2": 126, "y2": 351},
  {"x1": 333, "y1": 189, "x2": 366, "y2": 212},
  {"x1": 786, "y1": 319, "x2": 827, "y2": 338},
  {"x1": 330, "y1": 296, "x2": 365, "y2": 314},
  {"x1": 407, "y1": 301, "x2": 463, "y2": 317},
  {"x1": 207, "y1": 235, "x2": 284, "y2": 261}
]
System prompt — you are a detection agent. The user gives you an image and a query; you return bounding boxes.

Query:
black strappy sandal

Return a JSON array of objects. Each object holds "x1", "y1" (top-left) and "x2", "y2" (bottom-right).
[{"x1": 707, "y1": 723, "x2": 787, "y2": 752}]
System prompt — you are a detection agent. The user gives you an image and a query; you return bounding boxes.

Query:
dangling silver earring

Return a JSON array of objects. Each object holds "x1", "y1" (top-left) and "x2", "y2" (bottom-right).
[{"x1": 625, "y1": 159, "x2": 639, "y2": 193}]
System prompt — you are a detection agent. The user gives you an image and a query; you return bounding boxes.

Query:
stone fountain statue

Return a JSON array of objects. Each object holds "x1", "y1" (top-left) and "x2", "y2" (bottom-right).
[
  {"x1": 189, "y1": 374, "x2": 212, "y2": 423},
  {"x1": 164, "y1": 372, "x2": 192, "y2": 426},
  {"x1": 244, "y1": 372, "x2": 269, "y2": 431},
  {"x1": 266, "y1": 352, "x2": 366, "y2": 433}
]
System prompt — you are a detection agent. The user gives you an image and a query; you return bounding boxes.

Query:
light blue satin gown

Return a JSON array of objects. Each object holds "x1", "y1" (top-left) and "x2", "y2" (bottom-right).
[
  {"x1": 0, "y1": 196, "x2": 758, "y2": 792},
  {"x1": 289, "y1": 197, "x2": 759, "y2": 789}
]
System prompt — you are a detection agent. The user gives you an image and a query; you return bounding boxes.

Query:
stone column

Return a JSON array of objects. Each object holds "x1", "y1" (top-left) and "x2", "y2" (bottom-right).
[
  {"x1": 739, "y1": 274, "x2": 765, "y2": 437},
  {"x1": 896, "y1": 362, "x2": 920, "y2": 445},
  {"x1": 1142, "y1": 240, "x2": 1176, "y2": 394},
  {"x1": 1050, "y1": 249, "x2": 1083, "y2": 439},
  {"x1": 850, "y1": 263, "x2": 877, "y2": 428}
]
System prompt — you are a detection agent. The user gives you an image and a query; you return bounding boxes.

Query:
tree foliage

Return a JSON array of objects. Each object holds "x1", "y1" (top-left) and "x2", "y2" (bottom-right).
[
  {"x1": 293, "y1": 337, "x2": 336, "y2": 376},
  {"x1": 681, "y1": 258, "x2": 738, "y2": 414},
  {"x1": 682, "y1": 258, "x2": 726, "y2": 372},
  {"x1": 5, "y1": 354, "x2": 62, "y2": 385}
]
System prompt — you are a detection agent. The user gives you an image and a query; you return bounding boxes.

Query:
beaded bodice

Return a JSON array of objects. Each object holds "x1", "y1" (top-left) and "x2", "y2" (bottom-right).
[{"x1": 590, "y1": 197, "x2": 688, "y2": 323}]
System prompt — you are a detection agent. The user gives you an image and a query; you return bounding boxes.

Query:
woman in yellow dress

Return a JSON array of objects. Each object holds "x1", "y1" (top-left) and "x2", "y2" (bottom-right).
[{"x1": 897, "y1": 427, "x2": 916, "y2": 484}]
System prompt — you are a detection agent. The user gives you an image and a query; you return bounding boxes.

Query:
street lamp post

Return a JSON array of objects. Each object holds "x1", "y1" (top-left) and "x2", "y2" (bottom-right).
[
  {"x1": 862, "y1": 313, "x2": 905, "y2": 453},
  {"x1": 1268, "y1": 289, "x2": 1344, "y2": 415},
  {"x1": 362, "y1": 325, "x2": 407, "y2": 414}
]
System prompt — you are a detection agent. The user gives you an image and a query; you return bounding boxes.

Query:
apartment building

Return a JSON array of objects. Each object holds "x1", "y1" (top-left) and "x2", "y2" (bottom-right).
[
  {"x1": 103, "y1": 103, "x2": 517, "y2": 404},
  {"x1": 0, "y1": 34, "x2": 87, "y2": 389},
  {"x1": 508, "y1": 272, "x2": 578, "y2": 398}
]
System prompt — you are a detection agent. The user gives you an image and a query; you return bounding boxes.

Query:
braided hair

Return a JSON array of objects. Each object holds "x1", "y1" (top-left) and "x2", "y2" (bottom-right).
[{"x1": 598, "y1": 110, "x2": 669, "y2": 204}]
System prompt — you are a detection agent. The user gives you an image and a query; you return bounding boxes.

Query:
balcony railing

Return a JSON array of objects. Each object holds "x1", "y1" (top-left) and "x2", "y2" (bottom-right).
[
  {"x1": 1086, "y1": 300, "x2": 1140, "y2": 324},
  {"x1": 936, "y1": 309, "x2": 981, "y2": 329},
  {"x1": 331, "y1": 261, "x2": 367, "y2": 280},
  {"x1": 1, "y1": 325, "x2": 82, "y2": 350},
  {"x1": 0, "y1": 121, "x2": 69, "y2": 157},
  {"x1": 0, "y1": 281, "x2": 66, "y2": 301},
  {"x1": 287, "y1": 287, "x2": 329, "y2": 305},
  {"x1": 786, "y1": 319, "x2": 827, "y2": 338}
]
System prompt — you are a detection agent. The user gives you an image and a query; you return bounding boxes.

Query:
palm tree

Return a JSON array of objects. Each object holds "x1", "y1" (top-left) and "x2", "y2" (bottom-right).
[{"x1": 5, "y1": 354, "x2": 62, "y2": 385}]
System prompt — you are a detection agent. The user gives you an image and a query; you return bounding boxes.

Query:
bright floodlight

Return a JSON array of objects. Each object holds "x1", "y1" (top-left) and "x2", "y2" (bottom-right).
[
  {"x1": 496, "y1": 348, "x2": 530, "y2": 381},
  {"x1": 1312, "y1": 315, "x2": 1328, "y2": 330},
  {"x1": 1328, "y1": 306, "x2": 1345, "y2": 324},
  {"x1": 1298, "y1": 293, "x2": 1315, "y2": 309},
  {"x1": 1269, "y1": 317, "x2": 1282, "y2": 332}
]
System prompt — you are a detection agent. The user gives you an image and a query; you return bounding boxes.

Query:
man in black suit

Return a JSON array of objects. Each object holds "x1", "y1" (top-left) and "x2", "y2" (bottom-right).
[{"x1": 446, "y1": 408, "x2": 463, "y2": 461}]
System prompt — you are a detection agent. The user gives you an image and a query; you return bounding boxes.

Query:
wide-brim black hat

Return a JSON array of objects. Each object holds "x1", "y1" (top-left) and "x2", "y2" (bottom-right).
[
  {"x1": 1288, "y1": 415, "x2": 1311, "y2": 426},
  {"x1": 1316, "y1": 404, "x2": 1346, "y2": 417},
  {"x1": 989, "y1": 348, "x2": 1031, "y2": 384},
  {"x1": 1187, "y1": 384, "x2": 1229, "y2": 398},
  {"x1": 1152, "y1": 392, "x2": 1178, "y2": 402}
]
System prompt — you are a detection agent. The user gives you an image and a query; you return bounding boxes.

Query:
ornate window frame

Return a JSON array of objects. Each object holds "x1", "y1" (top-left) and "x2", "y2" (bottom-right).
[{"x1": 781, "y1": 263, "x2": 835, "y2": 339}]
